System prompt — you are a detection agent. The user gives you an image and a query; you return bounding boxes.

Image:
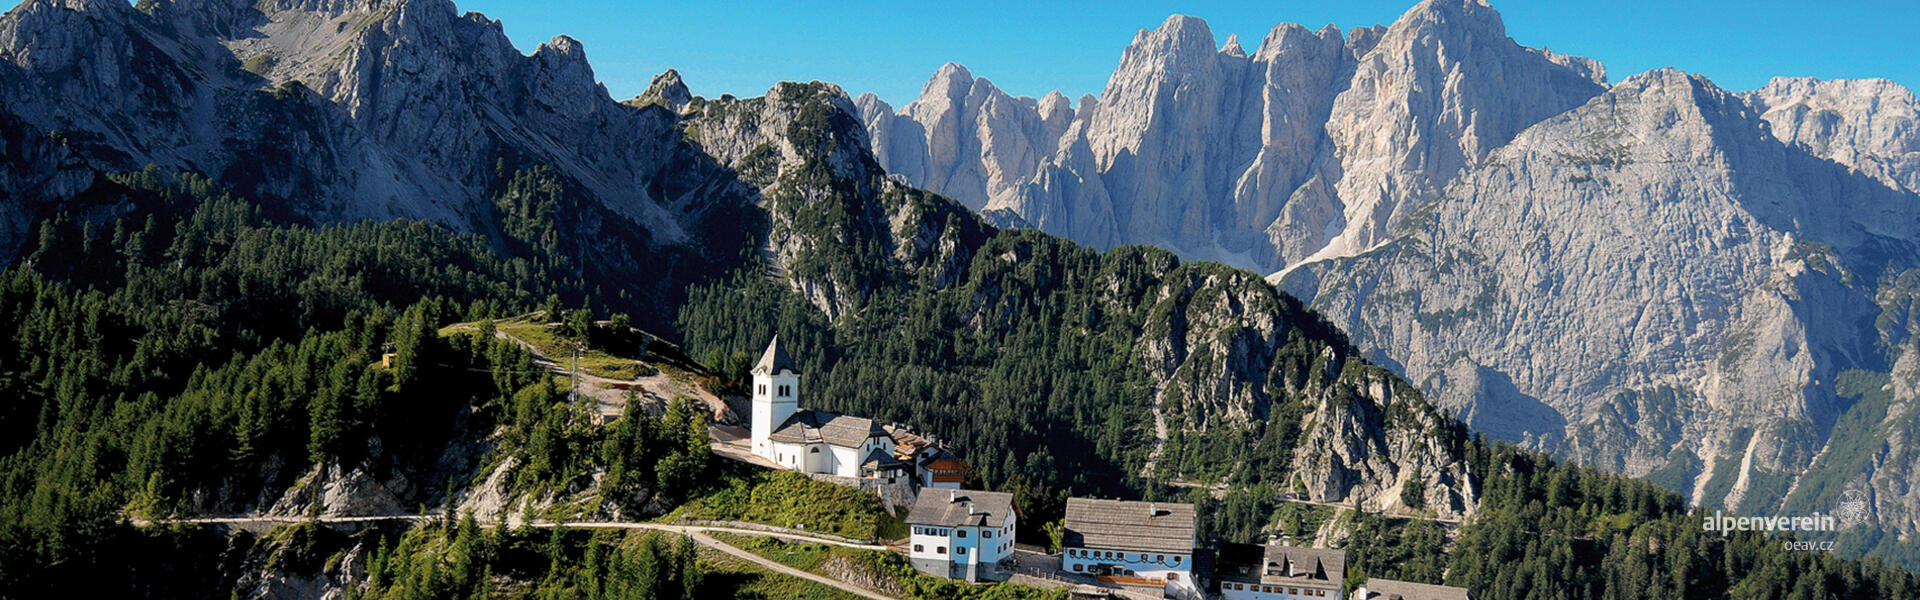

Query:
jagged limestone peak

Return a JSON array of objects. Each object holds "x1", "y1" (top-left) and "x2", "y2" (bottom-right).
[
  {"x1": 640, "y1": 68, "x2": 692, "y2": 111},
  {"x1": 1219, "y1": 32, "x2": 1246, "y2": 58}
]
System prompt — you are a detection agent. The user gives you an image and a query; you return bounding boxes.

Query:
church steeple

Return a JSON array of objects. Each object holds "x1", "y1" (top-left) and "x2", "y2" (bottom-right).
[
  {"x1": 750, "y1": 336, "x2": 801, "y2": 458},
  {"x1": 753, "y1": 335, "x2": 797, "y2": 376}
]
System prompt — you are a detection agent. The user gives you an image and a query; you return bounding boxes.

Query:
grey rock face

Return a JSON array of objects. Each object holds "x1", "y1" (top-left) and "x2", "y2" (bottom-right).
[
  {"x1": 1318, "y1": 0, "x2": 1605, "y2": 261},
  {"x1": 859, "y1": 1, "x2": 1920, "y2": 562},
  {"x1": 1283, "y1": 69, "x2": 1920, "y2": 547},
  {"x1": 1134, "y1": 258, "x2": 1475, "y2": 516},
  {"x1": 638, "y1": 68, "x2": 692, "y2": 112},
  {"x1": 863, "y1": 0, "x2": 1604, "y2": 273},
  {"x1": 1745, "y1": 77, "x2": 1920, "y2": 194},
  {"x1": 0, "y1": 0, "x2": 698, "y2": 249},
  {"x1": 857, "y1": 62, "x2": 1071, "y2": 211}
]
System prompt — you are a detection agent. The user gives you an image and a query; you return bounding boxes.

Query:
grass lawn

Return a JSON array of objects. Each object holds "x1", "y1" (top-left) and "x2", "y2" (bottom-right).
[
  {"x1": 439, "y1": 315, "x2": 652, "y2": 380},
  {"x1": 698, "y1": 546, "x2": 867, "y2": 600},
  {"x1": 709, "y1": 531, "x2": 838, "y2": 571},
  {"x1": 666, "y1": 470, "x2": 904, "y2": 541}
]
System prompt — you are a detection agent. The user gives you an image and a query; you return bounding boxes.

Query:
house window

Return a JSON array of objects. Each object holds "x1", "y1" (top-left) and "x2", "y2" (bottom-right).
[
  {"x1": 983, "y1": 531, "x2": 992, "y2": 539},
  {"x1": 1072, "y1": 564, "x2": 1082, "y2": 572},
  {"x1": 1173, "y1": 556, "x2": 1182, "y2": 564},
  {"x1": 937, "y1": 547, "x2": 946, "y2": 554},
  {"x1": 914, "y1": 544, "x2": 923, "y2": 552},
  {"x1": 810, "y1": 447, "x2": 819, "y2": 454},
  {"x1": 957, "y1": 530, "x2": 967, "y2": 538},
  {"x1": 957, "y1": 547, "x2": 967, "y2": 555},
  {"x1": 1168, "y1": 573, "x2": 1178, "y2": 581}
]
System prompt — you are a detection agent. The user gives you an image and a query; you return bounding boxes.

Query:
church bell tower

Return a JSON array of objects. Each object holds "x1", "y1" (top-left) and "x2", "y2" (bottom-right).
[{"x1": 750, "y1": 336, "x2": 800, "y2": 458}]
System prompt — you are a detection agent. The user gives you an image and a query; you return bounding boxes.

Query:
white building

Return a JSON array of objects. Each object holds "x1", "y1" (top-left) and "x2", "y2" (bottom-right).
[
  {"x1": 1353, "y1": 578, "x2": 1471, "y2": 600},
  {"x1": 749, "y1": 337, "x2": 903, "y2": 479},
  {"x1": 905, "y1": 488, "x2": 1018, "y2": 582},
  {"x1": 1061, "y1": 498, "x2": 1200, "y2": 599},
  {"x1": 1216, "y1": 542, "x2": 1345, "y2": 600}
]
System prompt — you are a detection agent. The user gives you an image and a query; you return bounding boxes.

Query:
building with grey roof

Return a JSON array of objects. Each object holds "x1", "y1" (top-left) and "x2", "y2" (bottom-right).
[
  {"x1": 1062, "y1": 498, "x2": 1201, "y2": 599},
  {"x1": 748, "y1": 337, "x2": 897, "y2": 479},
  {"x1": 905, "y1": 488, "x2": 1018, "y2": 582},
  {"x1": 1216, "y1": 542, "x2": 1347, "y2": 599}
]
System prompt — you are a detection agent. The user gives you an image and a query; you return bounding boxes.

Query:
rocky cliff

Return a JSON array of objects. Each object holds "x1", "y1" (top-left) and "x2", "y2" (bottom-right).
[
  {"x1": 859, "y1": 0, "x2": 1605, "y2": 272},
  {"x1": 860, "y1": 0, "x2": 1920, "y2": 565},
  {"x1": 1745, "y1": 76, "x2": 1920, "y2": 195},
  {"x1": 1282, "y1": 68, "x2": 1920, "y2": 558},
  {"x1": 0, "y1": 0, "x2": 724, "y2": 277},
  {"x1": 0, "y1": 0, "x2": 1474, "y2": 524}
]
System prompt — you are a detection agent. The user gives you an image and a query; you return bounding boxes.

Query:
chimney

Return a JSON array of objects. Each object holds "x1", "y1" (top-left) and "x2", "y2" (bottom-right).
[
  {"x1": 949, "y1": 490, "x2": 957, "y2": 503},
  {"x1": 1149, "y1": 503, "x2": 1157, "y2": 517}
]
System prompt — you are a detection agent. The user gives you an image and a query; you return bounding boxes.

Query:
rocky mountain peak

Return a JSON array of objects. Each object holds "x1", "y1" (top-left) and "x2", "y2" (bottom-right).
[
  {"x1": 533, "y1": 34, "x2": 596, "y2": 86},
  {"x1": 1219, "y1": 33, "x2": 1246, "y2": 58},
  {"x1": 857, "y1": 62, "x2": 1078, "y2": 211},
  {"x1": 1118, "y1": 14, "x2": 1220, "y2": 77},
  {"x1": 871, "y1": 2, "x2": 1608, "y2": 274},
  {"x1": 640, "y1": 68, "x2": 692, "y2": 111},
  {"x1": 1745, "y1": 76, "x2": 1920, "y2": 194},
  {"x1": 1250, "y1": 23, "x2": 1328, "y2": 60},
  {"x1": 852, "y1": 92, "x2": 890, "y2": 119},
  {"x1": 924, "y1": 61, "x2": 974, "y2": 96},
  {"x1": 1288, "y1": 48, "x2": 1920, "y2": 540},
  {"x1": 1394, "y1": 0, "x2": 1502, "y2": 32},
  {"x1": 1037, "y1": 90, "x2": 1069, "y2": 114},
  {"x1": 1310, "y1": 0, "x2": 1605, "y2": 261}
]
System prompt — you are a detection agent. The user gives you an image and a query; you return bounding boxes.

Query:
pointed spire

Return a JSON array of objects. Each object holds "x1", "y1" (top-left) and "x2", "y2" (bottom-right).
[
  {"x1": 753, "y1": 335, "x2": 798, "y2": 375},
  {"x1": 1220, "y1": 33, "x2": 1246, "y2": 58}
]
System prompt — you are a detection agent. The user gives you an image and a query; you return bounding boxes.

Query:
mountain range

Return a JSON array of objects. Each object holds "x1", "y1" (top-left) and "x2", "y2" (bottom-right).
[
  {"x1": 4, "y1": 0, "x2": 1920, "y2": 578},
  {"x1": 0, "y1": 0, "x2": 1475, "y2": 526},
  {"x1": 856, "y1": 0, "x2": 1920, "y2": 563}
]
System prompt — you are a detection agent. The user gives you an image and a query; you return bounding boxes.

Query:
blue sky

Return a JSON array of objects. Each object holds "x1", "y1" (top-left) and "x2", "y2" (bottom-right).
[{"x1": 18, "y1": 1, "x2": 1919, "y2": 107}]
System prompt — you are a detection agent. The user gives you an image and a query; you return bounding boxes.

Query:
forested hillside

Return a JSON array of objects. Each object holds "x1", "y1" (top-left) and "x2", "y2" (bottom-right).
[
  {"x1": 0, "y1": 171, "x2": 731, "y2": 596},
  {"x1": 4, "y1": 122, "x2": 1920, "y2": 600},
  {"x1": 0, "y1": 1, "x2": 1917, "y2": 596},
  {"x1": 671, "y1": 174, "x2": 1920, "y2": 599}
]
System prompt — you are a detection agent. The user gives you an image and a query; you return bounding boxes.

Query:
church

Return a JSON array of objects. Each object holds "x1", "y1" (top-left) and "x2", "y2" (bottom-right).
[{"x1": 750, "y1": 337, "x2": 905, "y2": 480}]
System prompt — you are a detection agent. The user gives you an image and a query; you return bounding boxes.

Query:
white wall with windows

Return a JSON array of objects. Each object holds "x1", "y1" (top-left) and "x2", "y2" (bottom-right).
[
  {"x1": 749, "y1": 368, "x2": 799, "y2": 457},
  {"x1": 1220, "y1": 582, "x2": 1342, "y2": 600},
  {"x1": 910, "y1": 525, "x2": 956, "y2": 565},
  {"x1": 907, "y1": 517, "x2": 1017, "y2": 577},
  {"x1": 1061, "y1": 547, "x2": 1196, "y2": 597}
]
